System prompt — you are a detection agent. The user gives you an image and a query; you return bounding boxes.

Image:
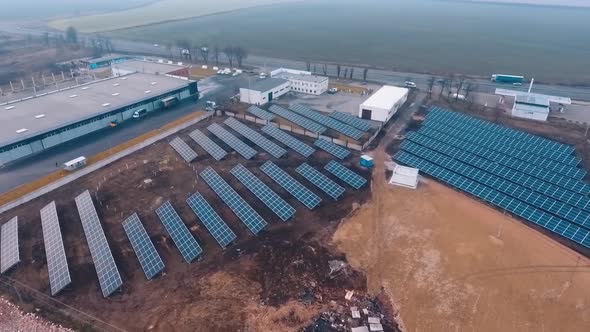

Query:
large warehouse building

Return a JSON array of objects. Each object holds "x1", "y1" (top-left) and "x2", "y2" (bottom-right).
[
  {"x1": 359, "y1": 85, "x2": 408, "y2": 122},
  {"x1": 0, "y1": 73, "x2": 198, "y2": 166}
]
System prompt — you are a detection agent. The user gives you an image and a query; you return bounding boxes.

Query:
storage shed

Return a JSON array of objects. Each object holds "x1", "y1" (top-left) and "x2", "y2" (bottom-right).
[{"x1": 359, "y1": 86, "x2": 408, "y2": 122}]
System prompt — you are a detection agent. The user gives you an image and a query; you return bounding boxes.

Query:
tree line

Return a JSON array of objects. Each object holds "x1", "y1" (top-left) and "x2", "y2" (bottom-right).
[{"x1": 167, "y1": 39, "x2": 249, "y2": 68}]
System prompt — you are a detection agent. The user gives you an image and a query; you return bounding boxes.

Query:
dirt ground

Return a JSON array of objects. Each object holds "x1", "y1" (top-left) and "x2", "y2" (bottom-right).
[
  {"x1": 0, "y1": 116, "x2": 398, "y2": 331},
  {"x1": 333, "y1": 100, "x2": 590, "y2": 331}
]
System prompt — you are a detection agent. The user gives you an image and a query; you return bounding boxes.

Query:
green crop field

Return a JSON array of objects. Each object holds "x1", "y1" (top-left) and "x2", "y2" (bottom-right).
[{"x1": 48, "y1": 0, "x2": 299, "y2": 33}]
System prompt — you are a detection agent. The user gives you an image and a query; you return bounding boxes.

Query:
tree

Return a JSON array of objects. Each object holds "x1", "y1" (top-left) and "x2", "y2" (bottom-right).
[
  {"x1": 322, "y1": 64, "x2": 328, "y2": 76},
  {"x1": 438, "y1": 78, "x2": 446, "y2": 98},
  {"x1": 349, "y1": 68, "x2": 354, "y2": 80},
  {"x1": 234, "y1": 46, "x2": 248, "y2": 67},
  {"x1": 343, "y1": 68, "x2": 348, "y2": 79},
  {"x1": 455, "y1": 76, "x2": 467, "y2": 101},
  {"x1": 313, "y1": 64, "x2": 317, "y2": 73},
  {"x1": 176, "y1": 39, "x2": 191, "y2": 60},
  {"x1": 363, "y1": 68, "x2": 369, "y2": 81},
  {"x1": 65, "y1": 26, "x2": 78, "y2": 44},
  {"x1": 213, "y1": 45, "x2": 220, "y2": 65},
  {"x1": 165, "y1": 42, "x2": 173, "y2": 59},
  {"x1": 200, "y1": 46, "x2": 209, "y2": 64},
  {"x1": 336, "y1": 65, "x2": 341, "y2": 78},
  {"x1": 42, "y1": 32, "x2": 50, "y2": 46},
  {"x1": 305, "y1": 60, "x2": 311, "y2": 72},
  {"x1": 223, "y1": 46, "x2": 235, "y2": 67},
  {"x1": 427, "y1": 76, "x2": 435, "y2": 97}
]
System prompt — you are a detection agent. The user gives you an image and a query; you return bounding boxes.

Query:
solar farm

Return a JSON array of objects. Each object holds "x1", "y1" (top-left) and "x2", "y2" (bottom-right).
[{"x1": 0, "y1": 114, "x2": 372, "y2": 330}]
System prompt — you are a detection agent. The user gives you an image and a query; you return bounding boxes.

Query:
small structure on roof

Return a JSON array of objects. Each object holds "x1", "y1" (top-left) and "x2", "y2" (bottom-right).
[
  {"x1": 389, "y1": 165, "x2": 419, "y2": 189},
  {"x1": 359, "y1": 85, "x2": 409, "y2": 122}
]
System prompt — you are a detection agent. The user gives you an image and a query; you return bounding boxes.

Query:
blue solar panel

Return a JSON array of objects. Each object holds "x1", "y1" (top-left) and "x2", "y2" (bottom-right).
[
  {"x1": 186, "y1": 193, "x2": 237, "y2": 248},
  {"x1": 40, "y1": 202, "x2": 71, "y2": 295},
  {"x1": 200, "y1": 167, "x2": 268, "y2": 234},
  {"x1": 189, "y1": 129, "x2": 227, "y2": 161},
  {"x1": 324, "y1": 161, "x2": 367, "y2": 189},
  {"x1": 289, "y1": 104, "x2": 365, "y2": 140},
  {"x1": 329, "y1": 111, "x2": 372, "y2": 131},
  {"x1": 207, "y1": 123, "x2": 257, "y2": 159},
  {"x1": 155, "y1": 201, "x2": 203, "y2": 263},
  {"x1": 314, "y1": 139, "x2": 351, "y2": 159},
  {"x1": 224, "y1": 118, "x2": 286, "y2": 158},
  {"x1": 231, "y1": 164, "x2": 296, "y2": 221},
  {"x1": 261, "y1": 125, "x2": 315, "y2": 158},
  {"x1": 0, "y1": 217, "x2": 19, "y2": 274},
  {"x1": 296, "y1": 163, "x2": 345, "y2": 200},
  {"x1": 248, "y1": 106, "x2": 275, "y2": 121},
  {"x1": 122, "y1": 213, "x2": 165, "y2": 279},
  {"x1": 260, "y1": 161, "x2": 322, "y2": 210},
  {"x1": 268, "y1": 104, "x2": 327, "y2": 134},
  {"x1": 169, "y1": 137, "x2": 198, "y2": 162}
]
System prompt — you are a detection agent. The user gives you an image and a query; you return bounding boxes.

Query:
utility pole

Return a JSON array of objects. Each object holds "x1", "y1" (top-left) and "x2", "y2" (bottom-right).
[{"x1": 31, "y1": 76, "x2": 36, "y2": 95}]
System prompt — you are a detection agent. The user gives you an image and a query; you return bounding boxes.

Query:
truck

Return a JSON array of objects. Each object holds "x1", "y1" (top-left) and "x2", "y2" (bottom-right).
[{"x1": 491, "y1": 74, "x2": 524, "y2": 84}]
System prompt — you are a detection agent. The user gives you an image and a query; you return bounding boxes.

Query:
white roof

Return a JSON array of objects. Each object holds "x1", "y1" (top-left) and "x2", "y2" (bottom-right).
[
  {"x1": 64, "y1": 156, "x2": 86, "y2": 166},
  {"x1": 361, "y1": 86, "x2": 409, "y2": 110},
  {"x1": 389, "y1": 165, "x2": 419, "y2": 189}
]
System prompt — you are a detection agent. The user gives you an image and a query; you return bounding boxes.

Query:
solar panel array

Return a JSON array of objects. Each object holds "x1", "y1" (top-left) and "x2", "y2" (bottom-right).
[
  {"x1": 169, "y1": 137, "x2": 198, "y2": 162},
  {"x1": 200, "y1": 167, "x2": 268, "y2": 234},
  {"x1": 324, "y1": 161, "x2": 367, "y2": 190},
  {"x1": 329, "y1": 111, "x2": 372, "y2": 131},
  {"x1": 248, "y1": 105, "x2": 276, "y2": 121},
  {"x1": 224, "y1": 118, "x2": 286, "y2": 158},
  {"x1": 40, "y1": 202, "x2": 71, "y2": 295},
  {"x1": 186, "y1": 193, "x2": 237, "y2": 248},
  {"x1": 260, "y1": 161, "x2": 322, "y2": 210},
  {"x1": 427, "y1": 107, "x2": 579, "y2": 167},
  {"x1": 395, "y1": 151, "x2": 590, "y2": 249},
  {"x1": 296, "y1": 163, "x2": 345, "y2": 200},
  {"x1": 268, "y1": 105, "x2": 327, "y2": 134},
  {"x1": 122, "y1": 213, "x2": 165, "y2": 279},
  {"x1": 314, "y1": 139, "x2": 351, "y2": 160},
  {"x1": 231, "y1": 164, "x2": 296, "y2": 221},
  {"x1": 0, "y1": 217, "x2": 19, "y2": 274},
  {"x1": 261, "y1": 125, "x2": 315, "y2": 158},
  {"x1": 155, "y1": 201, "x2": 203, "y2": 263},
  {"x1": 290, "y1": 104, "x2": 365, "y2": 140},
  {"x1": 74, "y1": 190, "x2": 122, "y2": 297},
  {"x1": 207, "y1": 123, "x2": 257, "y2": 159},
  {"x1": 189, "y1": 129, "x2": 227, "y2": 161}
]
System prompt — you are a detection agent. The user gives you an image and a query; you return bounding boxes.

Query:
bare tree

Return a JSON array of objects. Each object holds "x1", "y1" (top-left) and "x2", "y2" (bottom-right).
[
  {"x1": 363, "y1": 68, "x2": 369, "y2": 81},
  {"x1": 455, "y1": 76, "x2": 467, "y2": 101},
  {"x1": 223, "y1": 46, "x2": 235, "y2": 67},
  {"x1": 233, "y1": 46, "x2": 248, "y2": 67},
  {"x1": 427, "y1": 76, "x2": 435, "y2": 97},
  {"x1": 305, "y1": 60, "x2": 311, "y2": 72},
  {"x1": 165, "y1": 42, "x2": 173, "y2": 59},
  {"x1": 349, "y1": 68, "x2": 354, "y2": 80},
  {"x1": 213, "y1": 45, "x2": 220, "y2": 65},
  {"x1": 336, "y1": 65, "x2": 341, "y2": 78},
  {"x1": 322, "y1": 64, "x2": 328, "y2": 76},
  {"x1": 313, "y1": 64, "x2": 317, "y2": 73},
  {"x1": 200, "y1": 46, "x2": 209, "y2": 64},
  {"x1": 438, "y1": 78, "x2": 446, "y2": 98},
  {"x1": 343, "y1": 68, "x2": 348, "y2": 79}
]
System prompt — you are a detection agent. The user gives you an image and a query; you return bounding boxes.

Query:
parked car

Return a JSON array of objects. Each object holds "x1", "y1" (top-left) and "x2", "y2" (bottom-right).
[
  {"x1": 153, "y1": 44, "x2": 159, "y2": 47},
  {"x1": 450, "y1": 93, "x2": 466, "y2": 100},
  {"x1": 328, "y1": 87, "x2": 339, "y2": 94},
  {"x1": 404, "y1": 81, "x2": 417, "y2": 88},
  {"x1": 512, "y1": 82, "x2": 523, "y2": 86}
]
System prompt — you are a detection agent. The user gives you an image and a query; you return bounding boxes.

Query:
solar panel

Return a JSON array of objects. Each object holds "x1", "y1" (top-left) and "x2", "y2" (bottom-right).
[
  {"x1": 231, "y1": 164, "x2": 296, "y2": 221},
  {"x1": 329, "y1": 111, "x2": 372, "y2": 131},
  {"x1": 207, "y1": 123, "x2": 257, "y2": 159},
  {"x1": 324, "y1": 161, "x2": 367, "y2": 190},
  {"x1": 261, "y1": 125, "x2": 315, "y2": 158},
  {"x1": 122, "y1": 213, "x2": 165, "y2": 280},
  {"x1": 169, "y1": 137, "x2": 198, "y2": 162},
  {"x1": 260, "y1": 161, "x2": 322, "y2": 210},
  {"x1": 155, "y1": 201, "x2": 203, "y2": 263},
  {"x1": 189, "y1": 129, "x2": 227, "y2": 161},
  {"x1": 74, "y1": 190, "x2": 122, "y2": 297},
  {"x1": 0, "y1": 217, "x2": 19, "y2": 274},
  {"x1": 40, "y1": 202, "x2": 71, "y2": 295},
  {"x1": 296, "y1": 163, "x2": 345, "y2": 200},
  {"x1": 394, "y1": 151, "x2": 590, "y2": 249},
  {"x1": 267, "y1": 104, "x2": 327, "y2": 134},
  {"x1": 200, "y1": 167, "x2": 268, "y2": 234},
  {"x1": 224, "y1": 118, "x2": 286, "y2": 158},
  {"x1": 248, "y1": 105, "x2": 275, "y2": 121},
  {"x1": 186, "y1": 193, "x2": 237, "y2": 248},
  {"x1": 290, "y1": 104, "x2": 365, "y2": 140},
  {"x1": 314, "y1": 139, "x2": 351, "y2": 160}
]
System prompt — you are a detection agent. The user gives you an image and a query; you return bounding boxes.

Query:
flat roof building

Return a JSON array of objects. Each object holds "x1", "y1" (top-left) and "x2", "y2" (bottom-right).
[
  {"x1": 359, "y1": 86, "x2": 409, "y2": 122},
  {"x1": 240, "y1": 78, "x2": 290, "y2": 106},
  {"x1": 112, "y1": 60, "x2": 189, "y2": 78},
  {"x1": 271, "y1": 68, "x2": 329, "y2": 95},
  {"x1": 0, "y1": 73, "x2": 198, "y2": 166},
  {"x1": 495, "y1": 88, "x2": 571, "y2": 121}
]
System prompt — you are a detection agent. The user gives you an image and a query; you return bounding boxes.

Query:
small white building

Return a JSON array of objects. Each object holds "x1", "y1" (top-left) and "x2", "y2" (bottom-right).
[
  {"x1": 389, "y1": 165, "x2": 419, "y2": 189},
  {"x1": 239, "y1": 78, "x2": 290, "y2": 106},
  {"x1": 359, "y1": 85, "x2": 408, "y2": 122},
  {"x1": 495, "y1": 88, "x2": 571, "y2": 122},
  {"x1": 271, "y1": 68, "x2": 329, "y2": 95}
]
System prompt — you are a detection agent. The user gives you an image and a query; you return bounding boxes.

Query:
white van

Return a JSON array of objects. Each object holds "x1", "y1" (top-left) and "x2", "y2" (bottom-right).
[{"x1": 133, "y1": 109, "x2": 148, "y2": 118}]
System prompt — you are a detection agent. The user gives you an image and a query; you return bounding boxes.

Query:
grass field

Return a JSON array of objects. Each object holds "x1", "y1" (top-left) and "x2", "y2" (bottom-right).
[{"x1": 48, "y1": 0, "x2": 300, "y2": 33}]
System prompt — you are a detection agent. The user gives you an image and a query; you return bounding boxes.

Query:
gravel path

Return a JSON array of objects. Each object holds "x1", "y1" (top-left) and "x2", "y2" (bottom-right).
[{"x1": 0, "y1": 297, "x2": 73, "y2": 332}]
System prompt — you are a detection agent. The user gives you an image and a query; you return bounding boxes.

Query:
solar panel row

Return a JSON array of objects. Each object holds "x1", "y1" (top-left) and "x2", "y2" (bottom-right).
[
  {"x1": 169, "y1": 137, "x2": 198, "y2": 163},
  {"x1": 231, "y1": 164, "x2": 296, "y2": 221},
  {"x1": 74, "y1": 190, "x2": 122, "y2": 297},
  {"x1": 155, "y1": 201, "x2": 203, "y2": 263},
  {"x1": 427, "y1": 107, "x2": 578, "y2": 165},
  {"x1": 400, "y1": 141, "x2": 590, "y2": 230},
  {"x1": 189, "y1": 129, "x2": 227, "y2": 161},
  {"x1": 289, "y1": 104, "x2": 364, "y2": 140},
  {"x1": 247, "y1": 106, "x2": 275, "y2": 121},
  {"x1": 0, "y1": 217, "x2": 19, "y2": 274},
  {"x1": 296, "y1": 163, "x2": 345, "y2": 200},
  {"x1": 406, "y1": 132, "x2": 590, "y2": 212},
  {"x1": 261, "y1": 125, "x2": 315, "y2": 158},
  {"x1": 329, "y1": 111, "x2": 372, "y2": 132},
  {"x1": 394, "y1": 151, "x2": 590, "y2": 249},
  {"x1": 40, "y1": 202, "x2": 71, "y2": 295},
  {"x1": 200, "y1": 167, "x2": 268, "y2": 234},
  {"x1": 186, "y1": 193, "x2": 237, "y2": 248},
  {"x1": 260, "y1": 161, "x2": 322, "y2": 210},
  {"x1": 424, "y1": 121, "x2": 586, "y2": 180},
  {"x1": 416, "y1": 127, "x2": 590, "y2": 196},
  {"x1": 314, "y1": 139, "x2": 351, "y2": 160},
  {"x1": 324, "y1": 161, "x2": 367, "y2": 190},
  {"x1": 224, "y1": 118, "x2": 286, "y2": 158},
  {"x1": 123, "y1": 213, "x2": 165, "y2": 279},
  {"x1": 268, "y1": 105, "x2": 327, "y2": 134},
  {"x1": 207, "y1": 123, "x2": 257, "y2": 159}
]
